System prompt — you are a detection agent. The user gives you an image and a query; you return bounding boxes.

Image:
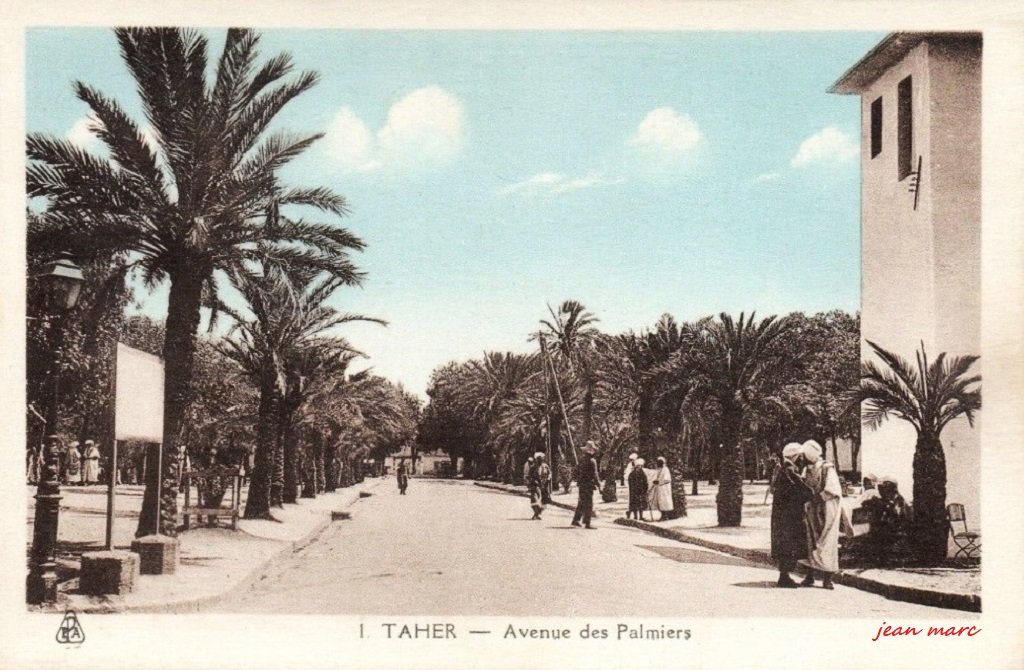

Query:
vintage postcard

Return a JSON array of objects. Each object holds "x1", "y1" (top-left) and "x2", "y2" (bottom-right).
[{"x1": 1, "y1": 2, "x2": 1022, "y2": 669}]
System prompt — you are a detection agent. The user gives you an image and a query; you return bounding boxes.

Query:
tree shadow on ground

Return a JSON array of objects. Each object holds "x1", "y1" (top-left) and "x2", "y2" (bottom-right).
[
  {"x1": 731, "y1": 581, "x2": 781, "y2": 589},
  {"x1": 638, "y1": 545, "x2": 758, "y2": 568}
]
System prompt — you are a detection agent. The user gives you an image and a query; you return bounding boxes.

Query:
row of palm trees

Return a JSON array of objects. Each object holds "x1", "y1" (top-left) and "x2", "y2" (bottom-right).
[
  {"x1": 214, "y1": 264, "x2": 419, "y2": 519},
  {"x1": 419, "y1": 301, "x2": 982, "y2": 562},
  {"x1": 27, "y1": 27, "x2": 410, "y2": 534},
  {"x1": 420, "y1": 303, "x2": 863, "y2": 527}
]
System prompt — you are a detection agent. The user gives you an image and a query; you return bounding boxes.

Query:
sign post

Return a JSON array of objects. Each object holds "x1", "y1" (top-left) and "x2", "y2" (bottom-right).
[
  {"x1": 113, "y1": 343, "x2": 177, "y2": 574},
  {"x1": 104, "y1": 439, "x2": 117, "y2": 550}
]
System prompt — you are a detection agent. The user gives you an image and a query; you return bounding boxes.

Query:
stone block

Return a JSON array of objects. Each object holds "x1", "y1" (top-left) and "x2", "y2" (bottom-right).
[
  {"x1": 130, "y1": 534, "x2": 179, "y2": 575},
  {"x1": 79, "y1": 550, "x2": 139, "y2": 595}
]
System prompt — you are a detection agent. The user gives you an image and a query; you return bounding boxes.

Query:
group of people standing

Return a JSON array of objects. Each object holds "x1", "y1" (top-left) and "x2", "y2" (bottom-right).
[
  {"x1": 26, "y1": 438, "x2": 102, "y2": 485},
  {"x1": 523, "y1": 441, "x2": 675, "y2": 528},
  {"x1": 623, "y1": 453, "x2": 674, "y2": 521},
  {"x1": 770, "y1": 440, "x2": 854, "y2": 590}
]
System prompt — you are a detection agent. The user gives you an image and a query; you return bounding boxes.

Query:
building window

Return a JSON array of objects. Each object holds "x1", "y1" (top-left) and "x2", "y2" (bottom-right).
[
  {"x1": 898, "y1": 76, "x2": 913, "y2": 180},
  {"x1": 870, "y1": 96, "x2": 883, "y2": 158}
]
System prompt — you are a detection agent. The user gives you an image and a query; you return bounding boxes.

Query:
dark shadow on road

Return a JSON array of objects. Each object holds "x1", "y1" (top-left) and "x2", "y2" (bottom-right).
[
  {"x1": 639, "y1": 545, "x2": 760, "y2": 568},
  {"x1": 732, "y1": 581, "x2": 780, "y2": 589}
]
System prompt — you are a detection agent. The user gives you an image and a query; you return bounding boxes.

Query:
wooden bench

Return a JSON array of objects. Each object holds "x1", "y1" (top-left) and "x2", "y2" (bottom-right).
[{"x1": 181, "y1": 466, "x2": 243, "y2": 530}]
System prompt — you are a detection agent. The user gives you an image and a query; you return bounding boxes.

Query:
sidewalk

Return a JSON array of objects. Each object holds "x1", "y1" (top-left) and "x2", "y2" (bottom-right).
[
  {"x1": 474, "y1": 479, "x2": 981, "y2": 613},
  {"x1": 26, "y1": 478, "x2": 381, "y2": 613}
]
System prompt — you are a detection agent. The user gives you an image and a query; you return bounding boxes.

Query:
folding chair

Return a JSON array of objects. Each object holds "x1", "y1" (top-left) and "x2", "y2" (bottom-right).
[{"x1": 946, "y1": 503, "x2": 981, "y2": 559}]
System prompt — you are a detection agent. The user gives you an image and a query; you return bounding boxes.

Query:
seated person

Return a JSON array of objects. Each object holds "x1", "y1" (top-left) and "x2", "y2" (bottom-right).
[{"x1": 861, "y1": 476, "x2": 907, "y2": 549}]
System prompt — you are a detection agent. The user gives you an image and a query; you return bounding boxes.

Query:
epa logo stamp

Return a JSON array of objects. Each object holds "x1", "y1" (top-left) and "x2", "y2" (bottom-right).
[{"x1": 56, "y1": 611, "x2": 85, "y2": 645}]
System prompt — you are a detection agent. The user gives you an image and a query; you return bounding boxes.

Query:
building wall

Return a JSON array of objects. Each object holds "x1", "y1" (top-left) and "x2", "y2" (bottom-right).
[{"x1": 856, "y1": 38, "x2": 982, "y2": 550}]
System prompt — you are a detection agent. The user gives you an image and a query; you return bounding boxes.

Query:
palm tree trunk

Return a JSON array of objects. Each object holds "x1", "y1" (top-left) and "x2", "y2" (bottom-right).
[
  {"x1": 282, "y1": 407, "x2": 299, "y2": 504},
  {"x1": 270, "y1": 390, "x2": 284, "y2": 507},
  {"x1": 637, "y1": 391, "x2": 655, "y2": 455},
  {"x1": 912, "y1": 434, "x2": 949, "y2": 563},
  {"x1": 690, "y1": 439, "x2": 702, "y2": 496},
  {"x1": 138, "y1": 270, "x2": 203, "y2": 537},
  {"x1": 582, "y1": 385, "x2": 594, "y2": 444},
  {"x1": 549, "y1": 408, "x2": 563, "y2": 490},
  {"x1": 715, "y1": 405, "x2": 744, "y2": 527},
  {"x1": 244, "y1": 375, "x2": 277, "y2": 519},
  {"x1": 315, "y1": 436, "x2": 326, "y2": 493}
]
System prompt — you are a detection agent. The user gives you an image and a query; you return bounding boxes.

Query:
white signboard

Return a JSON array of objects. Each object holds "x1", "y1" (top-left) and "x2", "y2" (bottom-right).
[{"x1": 114, "y1": 342, "x2": 165, "y2": 442}]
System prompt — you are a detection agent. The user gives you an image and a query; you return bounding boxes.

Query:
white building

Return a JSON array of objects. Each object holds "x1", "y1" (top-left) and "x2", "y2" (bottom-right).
[{"x1": 830, "y1": 33, "x2": 982, "y2": 551}]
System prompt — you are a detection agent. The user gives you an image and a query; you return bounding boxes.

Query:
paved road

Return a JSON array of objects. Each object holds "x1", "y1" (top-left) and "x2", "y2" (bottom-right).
[{"x1": 206, "y1": 479, "x2": 954, "y2": 617}]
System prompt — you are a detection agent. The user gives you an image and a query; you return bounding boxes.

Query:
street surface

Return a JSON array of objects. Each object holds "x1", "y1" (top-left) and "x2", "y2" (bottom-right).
[{"x1": 205, "y1": 480, "x2": 958, "y2": 617}]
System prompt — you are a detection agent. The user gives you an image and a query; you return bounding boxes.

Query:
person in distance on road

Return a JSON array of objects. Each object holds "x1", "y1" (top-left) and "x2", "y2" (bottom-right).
[
  {"x1": 530, "y1": 452, "x2": 552, "y2": 520},
  {"x1": 648, "y1": 456, "x2": 674, "y2": 521},
  {"x1": 397, "y1": 461, "x2": 409, "y2": 495},
  {"x1": 627, "y1": 457, "x2": 649, "y2": 520},
  {"x1": 571, "y1": 442, "x2": 600, "y2": 529}
]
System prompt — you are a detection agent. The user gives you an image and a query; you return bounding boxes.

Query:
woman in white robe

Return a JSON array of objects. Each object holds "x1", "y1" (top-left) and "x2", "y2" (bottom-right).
[
  {"x1": 66, "y1": 442, "x2": 82, "y2": 485},
  {"x1": 647, "y1": 457, "x2": 674, "y2": 520},
  {"x1": 798, "y1": 440, "x2": 846, "y2": 589},
  {"x1": 82, "y1": 440, "x2": 101, "y2": 484}
]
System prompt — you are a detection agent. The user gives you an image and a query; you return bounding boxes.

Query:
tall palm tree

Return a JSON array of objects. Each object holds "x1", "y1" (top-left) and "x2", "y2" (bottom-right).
[
  {"x1": 691, "y1": 312, "x2": 796, "y2": 527},
  {"x1": 541, "y1": 300, "x2": 599, "y2": 443},
  {"x1": 860, "y1": 340, "x2": 981, "y2": 563},
  {"x1": 280, "y1": 338, "x2": 369, "y2": 502},
  {"x1": 28, "y1": 28, "x2": 364, "y2": 535},
  {"x1": 217, "y1": 265, "x2": 377, "y2": 516}
]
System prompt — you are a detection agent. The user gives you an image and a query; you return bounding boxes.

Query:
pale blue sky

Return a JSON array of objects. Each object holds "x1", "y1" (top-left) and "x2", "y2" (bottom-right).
[{"x1": 26, "y1": 29, "x2": 881, "y2": 397}]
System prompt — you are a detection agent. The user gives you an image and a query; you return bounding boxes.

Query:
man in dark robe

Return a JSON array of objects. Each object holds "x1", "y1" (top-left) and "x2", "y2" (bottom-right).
[
  {"x1": 770, "y1": 443, "x2": 811, "y2": 588},
  {"x1": 571, "y1": 442, "x2": 600, "y2": 529},
  {"x1": 627, "y1": 457, "x2": 649, "y2": 520},
  {"x1": 397, "y1": 461, "x2": 409, "y2": 495},
  {"x1": 530, "y1": 452, "x2": 551, "y2": 519}
]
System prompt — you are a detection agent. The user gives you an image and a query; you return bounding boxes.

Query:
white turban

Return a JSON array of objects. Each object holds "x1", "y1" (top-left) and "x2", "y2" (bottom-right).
[
  {"x1": 781, "y1": 442, "x2": 803, "y2": 462},
  {"x1": 534, "y1": 452, "x2": 545, "y2": 460},
  {"x1": 879, "y1": 475, "x2": 898, "y2": 486},
  {"x1": 635, "y1": 458, "x2": 645, "y2": 467},
  {"x1": 801, "y1": 440, "x2": 823, "y2": 462}
]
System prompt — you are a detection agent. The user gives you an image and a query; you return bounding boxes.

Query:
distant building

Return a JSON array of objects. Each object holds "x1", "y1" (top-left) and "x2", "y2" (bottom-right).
[
  {"x1": 385, "y1": 448, "x2": 453, "y2": 476},
  {"x1": 830, "y1": 33, "x2": 982, "y2": 552}
]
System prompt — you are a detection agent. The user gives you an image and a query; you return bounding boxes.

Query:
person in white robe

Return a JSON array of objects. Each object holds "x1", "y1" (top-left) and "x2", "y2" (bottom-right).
[
  {"x1": 82, "y1": 440, "x2": 101, "y2": 484},
  {"x1": 798, "y1": 440, "x2": 850, "y2": 589},
  {"x1": 647, "y1": 456, "x2": 674, "y2": 520},
  {"x1": 66, "y1": 441, "x2": 82, "y2": 485}
]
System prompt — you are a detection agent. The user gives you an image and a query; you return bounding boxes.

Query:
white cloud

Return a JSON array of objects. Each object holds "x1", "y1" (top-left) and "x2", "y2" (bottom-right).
[
  {"x1": 753, "y1": 172, "x2": 782, "y2": 183},
  {"x1": 627, "y1": 107, "x2": 702, "y2": 159},
  {"x1": 325, "y1": 86, "x2": 466, "y2": 173},
  {"x1": 326, "y1": 107, "x2": 377, "y2": 172},
  {"x1": 499, "y1": 171, "x2": 624, "y2": 197},
  {"x1": 790, "y1": 126, "x2": 859, "y2": 167},
  {"x1": 66, "y1": 114, "x2": 102, "y2": 150}
]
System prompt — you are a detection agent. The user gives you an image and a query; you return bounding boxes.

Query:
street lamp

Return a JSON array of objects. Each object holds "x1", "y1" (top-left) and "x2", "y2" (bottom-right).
[{"x1": 27, "y1": 255, "x2": 84, "y2": 605}]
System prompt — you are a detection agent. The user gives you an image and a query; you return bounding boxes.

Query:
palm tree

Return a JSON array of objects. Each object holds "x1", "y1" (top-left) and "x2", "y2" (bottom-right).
[
  {"x1": 218, "y1": 265, "x2": 380, "y2": 516},
  {"x1": 541, "y1": 300, "x2": 599, "y2": 443},
  {"x1": 691, "y1": 312, "x2": 796, "y2": 527},
  {"x1": 280, "y1": 338, "x2": 368, "y2": 502},
  {"x1": 28, "y1": 28, "x2": 364, "y2": 535},
  {"x1": 860, "y1": 340, "x2": 981, "y2": 563},
  {"x1": 464, "y1": 352, "x2": 541, "y2": 481}
]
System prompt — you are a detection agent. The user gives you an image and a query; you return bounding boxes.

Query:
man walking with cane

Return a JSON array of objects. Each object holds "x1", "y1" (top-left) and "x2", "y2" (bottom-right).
[{"x1": 571, "y1": 441, "x2": 600, "y2": 529}]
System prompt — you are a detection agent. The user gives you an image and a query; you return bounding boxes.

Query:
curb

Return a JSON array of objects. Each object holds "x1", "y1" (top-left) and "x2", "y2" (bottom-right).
[
  {"x1": 49, "y1": 480, "x2": 379, "y2": 615},
  {"x1": 475, "y1": 481, "x2": 981, "y2": 613}
]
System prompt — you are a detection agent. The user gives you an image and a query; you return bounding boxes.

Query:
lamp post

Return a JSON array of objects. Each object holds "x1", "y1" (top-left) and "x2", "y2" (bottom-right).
[{"x1": 27, "y1": 255, "x2": 84, "y2": 605}]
